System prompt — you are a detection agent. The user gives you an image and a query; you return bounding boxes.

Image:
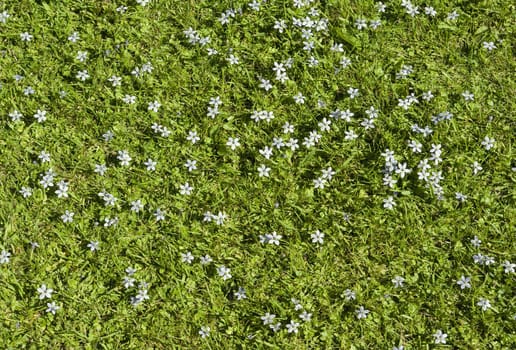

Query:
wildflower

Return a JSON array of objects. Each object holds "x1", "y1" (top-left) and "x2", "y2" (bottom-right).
[
  {"x1": 259, "y1": 146, "x2": 273, "y2": 159},
  {"x1": 76, "y1": 51, "x2": 88, "y2": 62},
  {"x1": 259, "y1": 78, "x2": 273, "y2": 91},
  {"x1": 286, "y1": 320, "x2": 300, "y2": 333},
  {"x1": 313, "y1": 177, "x2": 327, "y2": 189},
  {"x1": 102, "y1": 130, "x2": 114, "y2": 142},
  {"x1": 234, "y1": 287, "x2": 247, "y2": 300},
  {"x1": 392, "y1": 276, "x2": 405, "y2": 288},
  {"x1": 347, "y1": 87, "x2": 359, "y2": 99},
  {"x1": 355, "y1": 19, "x2": 367, "y2": 30},
  {"x1": 68, "y1": 31, "x2": 80, "y2": 42},
  {"x1": 37, "y1": 284, "x2": 54, "y2": 299},
  {"x1": 20, "y1": 32, "x2": 33, "y2": 41},
  {"x1": 214, "y1": 211, "x2": 227, "y2": 225},
  {"x1": 477, "y1": 298, "x2": 491, "y2": 311},
  {"x1": 343, "y1": 289, "x2": 356, "y2": 301},
  {"x1": 154, "y1": 208, "x2": 166, "y2": 221},
  {"x1": 184, "y1": 159, "x2": 197, "y2": 172},
  {"x1": 148, "y1": 100, "x2": 161, "y2": 112},
  {"x1": 257, "y1": 164, "x2": 271, "y2": 177},
  {"x1": 181, "y1": 251, "x2": 194, "y2": 264},
  {"x1": 274, "y1": 20, "x2": 287, "y2": 33},
  {"x1": 261, "y1": 313, "x2": 276, "y2": 325},
  {"x1": 123, "y1": 277, "x2": 135, "y2": 288},
  {"x1": 179, "y1": 182, "x2": 193, "y2": 195},
  {"x1": 383, "y1": 196, "x2": 396, "y2": 209},
  {"x1": 45, "y1": 302, "x2": 60, "y2": 315},
  {"x1": 117, "y1": 150, "x2": 132, "y2": 166},
  {"x1": 94, "y1": 164, "x2": 108, "y2": 176},
  {"x1": 9, "y1": 110, "x2": 23, "y2": 122},
  {"x1": 108, "y1": 75, "x2": 122, "y2": 87},
  {"x1": 293, "y1": 92, "x2": 305, "y2": 104},
  {"x1": 0, "y1": 250, "x2": 11, "y2": 264},
  {"x1": 321, "y1": 167, "x2": 336, "y2": 180},
  {"x1": 144, "y1": 159, "x2": 156, "y2": 171},
  {"x1": 200, "y1": 255, "x2": 213, "y2": 265},
  {"x1": 456, "y1": 275, "x2": 471, "y2": 289},
  {"x1": 300, "y1": 311, "x2": 312, "y2": 322},
  {"x1": 462, "y1": 90, "x2": 474, "y2": 101},
  {"x1": 226, "y1": 137, "x2": 241, "y2": 150},
  {"x1": 472, "y1": 161, "x2": 483, "y2": 175},
  {"x1": 355, "y1": 306, "x2": 370, "y2": 319},
  {"x1": 424, "y1": 6, "x2": 437, "y2": 16},
  {"x1": 76, "y1": 70, "x2": 90, "y2": 81},
  {"x1": 217, "y1": 265, "x2": 232, "y2": 280},
  {"x1": 268, "y1": 231, "x2": 282, "y2": 245},
  {"x1": 20, "y1": 186, "x2": 33, "y2": 198},
  {"x1": 447, "y1": 10, "x2": 459, "y2": 21},
  {"x1": 501, "y1": 261, "x2": 515, "y2": 274},
  {"x1": 471, "y1": 235, "x2": 481, "y2": 247},
  {"x1": 34, "y1": 109, "x2": 47, "y2": 123},
  {"x1": 199, "y1": 326, "x2": 211, "y2": 338},
  {"x1": 377, "y1": 2, "x2": 386, "y2": 13},
  {"x1": 483, "y1": 41, "x2": 496, "y2": 51},
  {"x1": 422, "y1": 91, "x2": 434, "y2": 101},
  {"x1": 370, "y1": 19, "x2": 381, "y2": 29},
  {"x1": 87, "y1": 241, "x2": 100, "y2": 251},
  {"x1": 311, "y1": 230, "x2": 324, "y2": 244},
  {"x1": 433, "y1": 330, "x2": 447, "y2": 344},
  {"x1": 61, "y1": 210, "x2": 74, "y2": 223},
  {"x1": 481, "y1": 136, "x2": 495, "y2": 150},
  {"x1": 408, "y1": 140, "x2": 422, "y2": 153},
  {"x1": 227, "y1": 54, "x2": 240, "y2": 65},
  {"x1": 187, "y1": 130, "x2": 200, "y2": 144},
  {"x1": 0, "y1": 10, "x2": 10, "y2": 23}
]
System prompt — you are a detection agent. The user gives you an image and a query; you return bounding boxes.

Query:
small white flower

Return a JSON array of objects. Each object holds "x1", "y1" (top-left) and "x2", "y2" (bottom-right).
[
  {"x1": 20, "y1": 32, "x2": 33, "y2": 42},
  {"x1": 261, "y1": 312, "x2": 276, "y2": 325},
  {"x1": 181, "y1": 251, "x2": 194, "y2": 264},
  {"x1": 286, "y1": 320, "x2": 300, "y2": 333},
  {"x1": 87, "y1": 241, "x2": 100, "y2": 251},
  {"x1": 257, "y1": 164, "x2": 271, "y2": 177},
  {"x1": 117, "y1": 150, "x2": 132, "y2": 166},
  {"x1": 199, "y1": 326, "x2": 211, "y2": 338},
  {"x1": 37, "y1": 284, "x2": 54, "y2": 299},
  {"x1": 311, "y1": 230, "x2": 324, "y2": 244},
  {"x1": 483, "y1": 41, "x2": 496, "y2": 51},
  {"x1": 383, "y1": 196, "x2": 396, "y2": 209},
  {"x1": 61, "y1": 210, "x2": 74, "y2": 223},
  {"x1": 148, "y1": 100, "x2": 161, "y2": 112},
  {"x1": 433, "y1": 329, "x2": 448, "y2": 344},
  {"x1": 179, "y1": 182, "x2": 193, "y2": 195},
  {"x1": 76, "y1": 70, "x2": 90, "y2": 81},
  {"x1": 34, "y1": 109, "x2": 47, "y2": 123},
  {"x1": 477, "y1": 298, "x2": 491, "y2": 311},
  {"x1": 108, "y1": 75, "x2": 122, "y2": 87},
  {"x1": 217, "y1": 265, "x2": 232, "y2": 280},
  {"x1": 481, "y1": 136, "x2": 495, "y2": 150},
  {"x1": 392, "y1": 276, "x2": 405, "y2": 288},
  {"x1": 45, "y1": 301, "x2": 61, "y2": 315},
  {"x1": 456, "y1": 275, "x2": 471, "y2": 289},
  {"x1": 0, "y1": 250, "x2": 11, "y2": 264},
  {"x1": 226, "y1": 137, "x2": 241, "y2": 150},
  {"x1": 68, "y1": 31, "x2": 80, "y2": 42},
  {"x1": 144, "y1": 159, "x2": 157, "y2": 171},
  {"x1": 355, "y1": 306, "x2": 370, "y2": 319}
]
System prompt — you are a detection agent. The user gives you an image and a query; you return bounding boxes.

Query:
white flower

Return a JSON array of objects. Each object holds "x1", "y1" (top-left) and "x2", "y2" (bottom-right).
[
  {"x1": 456, "y1": 275, "x2": 471, "y2": 289},
  {"x1": 187, "y1": 130, "x2": 200, "y2": 144},
  {"x1": 355, "y1": 306, "x2": 370, "y2": 319},
  {"x1": 424, "y1": 6, "x2": 437, "y2": 16},
  {"x1": 184, "y1": 159, "x2": 197, "y2": 172},
  {"x1": 130, "y1": 199, "x2": 144, "y2": 213},
  {"x1": 45, "y1": 301, "x2": 60, "y2": 315},
  {"x1": 343, "y1": 289, "x2": 356, "y2": 301},
  {"x1": 227, "y1": 54, "x2": 240, "y2": 65},
  {"x1": 108, "y1": 75, "x2": 122, "y2": 87},
  {"x1": 61, "y1": 210, "x2": 74, "y2": 223},
  {"x1": 76, "y1": 70, "x2": 90, "y2": 81},
  {"x1": 117, "y1": 150, "x2": 132, "y2": 166},
  {"x1": 286, "y1": 320, "x2": 300, "y2": 333},
  {"x1": 313, "y1": 177, "x2": 327, "y2": 189},
  {"x1": 299, "y1": 311, "x2": 312, "y2": 322},
  {"x1": 433, "y1": 330, "x2": 448, "y2": 344},
  {"x1": 34, "y1": 109, "x2": 47, "y2": 123},
  {"x1": 392, "y1": 276, "x2": 405, "y2": 288},
  {"x1": 470, "y1": 235, "x2": 481, "y2": 247},
  {"x1": 20, "y1": 32, "x2": 33, "y2": 41},
  {"x1": 311, "y1": 230, "x2": 324, "y2": 244},
  {"x1": 261, "y1": 312, "x2": 276, "y2": 325},
  {"x1": 94, "y1": 164, "x2": 108, "y2": 176},
  {"x1": 136, "y1": 0, "x2": 150, "y2": 6},
  {"x1": 293, "y1": 92, "x2": 305, "y2": 104},
  {"x1": 154, "y1": 208, "x2": 166, "y2": 221},
  {"x1": 447, "y1": 10, "x2": 459, "y2": 21},
  {"x1": 37, "y1": 284, "x2": 54, "y2": 299},
  {"x1": 199, "y1": 326, "x2": 211, "y2": 338},
  {"x1": 481, "y1": 136, "x2": 495, "y2": 150},
  {"x1": 258, "y1": 164, "x2": 271, "y2": 177},
  {"x1": 383, "y1": 196, "x2": 396, "y2": 209},
  {"x1": 347, "y1": 87, "x2": 359, "y2": 99},
  {"x1": 0, "y1": 250, "x2": 11, "y2": 264},
  {"x1": 226, "y1": 137, "x2": 241, "y2": 150},
  {"x1": 477, "y1": 298, "x2": 491, "y2": 311},
  {"x1": 76, "y1": 51, "x2": 88, "y2": 62},
  {"x1": 181, "y1": 251, "x2": 194, "y2": 264},
  {"x1": 87, "y1": 241, "x2": 100, "y2": 251},
  {"x1": 200, "y1": 255, "x2": 213, "y2": 265},
  {"x1": 148, "y1": 100, "x2": 161, "y2": 112},
  {"x1": 20, "y1": 186, "x2": 33, "y2": 198},
  {"x1": 177, "y1": 182, "x2": 192, "y2": 196},
  {"x1": 144, "y1": 159, "x2": 157, "y2": 171},
  {"x1": 483, "y1": 41, "x2": 496, "y2": 51},
  {"x1": 68, "y1": 31, "x2": 80, "y2": 42},
  {"x1": 217, "y1": 265, "x2": 232, "y2": 280},
  {"x1": 0, "y1": 11, "x2": 10, "y2": 24}
]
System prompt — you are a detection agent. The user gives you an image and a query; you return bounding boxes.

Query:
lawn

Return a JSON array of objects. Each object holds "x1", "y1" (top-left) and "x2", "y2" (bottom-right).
[{"x1": 0, "y1": 0, "x2": 515, "y2": 349}]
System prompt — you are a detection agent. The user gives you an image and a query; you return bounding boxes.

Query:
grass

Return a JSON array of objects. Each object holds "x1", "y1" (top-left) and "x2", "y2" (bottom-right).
[{"x1": 0, "y1": 0, "x2": 515, "y2": 348}]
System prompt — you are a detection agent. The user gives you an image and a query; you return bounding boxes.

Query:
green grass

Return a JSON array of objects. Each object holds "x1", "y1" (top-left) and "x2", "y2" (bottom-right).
[{"x1": 0, "y1": 0, "x2": 515, "y2": 348}]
